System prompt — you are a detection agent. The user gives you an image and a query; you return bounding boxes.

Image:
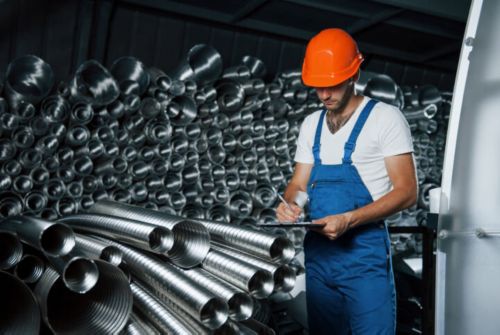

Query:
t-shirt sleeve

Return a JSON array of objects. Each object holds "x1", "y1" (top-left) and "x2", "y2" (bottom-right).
[
  {"x1": 294, "y1": 115, "x2": 315, "y2": 164},
  {"x1": 377, "y1": 105, "x2": 414, "y2": 157}
]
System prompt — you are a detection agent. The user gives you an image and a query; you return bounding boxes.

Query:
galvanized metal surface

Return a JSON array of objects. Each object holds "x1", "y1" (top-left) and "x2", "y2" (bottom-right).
[
  {"x1": 0, "y1": 271, "x2": 41, "y2": 334},
  {"x1": 34, "y1": 261, "x2": 132, "y2": 334}
]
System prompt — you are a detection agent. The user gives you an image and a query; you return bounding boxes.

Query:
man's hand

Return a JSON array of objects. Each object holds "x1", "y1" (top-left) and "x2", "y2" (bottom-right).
[
  {"x1": 312, "y1": 213, "x2": 352, "y2": 240},
  {"x1": 276, "y1": 202, "x2": 303, "y2": 222}
]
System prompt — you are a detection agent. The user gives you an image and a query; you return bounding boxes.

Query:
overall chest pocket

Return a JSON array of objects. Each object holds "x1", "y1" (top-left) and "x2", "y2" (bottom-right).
[{"x1": 309, "y1": 179, "x2": 356, "y2": 218}]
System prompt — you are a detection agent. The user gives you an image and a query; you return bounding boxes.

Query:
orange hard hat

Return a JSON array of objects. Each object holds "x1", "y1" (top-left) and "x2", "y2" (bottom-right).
[{"x1": 302, "y1": 28, "x2": 363, "y2": 87}]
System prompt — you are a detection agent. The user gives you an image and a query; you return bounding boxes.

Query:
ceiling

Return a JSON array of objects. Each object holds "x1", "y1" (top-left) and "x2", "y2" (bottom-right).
[{"x1": 119, "y1": 0, "x2": 470, "y2": 72}]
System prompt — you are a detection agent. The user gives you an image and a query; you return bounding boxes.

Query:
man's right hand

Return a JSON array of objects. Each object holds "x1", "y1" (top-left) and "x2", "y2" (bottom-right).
[{"x1": 276, "y1": 202, "x2": 303, "y2": 222}]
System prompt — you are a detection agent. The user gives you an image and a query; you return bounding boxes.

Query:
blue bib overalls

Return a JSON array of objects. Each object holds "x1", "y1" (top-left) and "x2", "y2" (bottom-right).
[{"x1": 304, "y1": 99, "x2": 396, "y2": 335}]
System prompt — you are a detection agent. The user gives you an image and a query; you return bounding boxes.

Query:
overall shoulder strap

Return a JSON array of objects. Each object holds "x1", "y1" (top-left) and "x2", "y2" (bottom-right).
[
  {"x1": 342, "y1": 99, "x2": 378, "y2": 164},
  {"x1": 312, "y1": 110, "x2": 327, "y2": 164}
]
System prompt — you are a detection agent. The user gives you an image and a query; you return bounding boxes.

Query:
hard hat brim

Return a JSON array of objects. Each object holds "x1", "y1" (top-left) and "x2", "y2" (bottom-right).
[{"x1": 302, "y1": 56, "x2": 363, "y2": 88}]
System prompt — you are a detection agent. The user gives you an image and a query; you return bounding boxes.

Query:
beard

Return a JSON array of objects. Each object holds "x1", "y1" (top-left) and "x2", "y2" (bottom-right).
[{"x1": 325, "y1": 83, "x2": 354, "y2": 114}]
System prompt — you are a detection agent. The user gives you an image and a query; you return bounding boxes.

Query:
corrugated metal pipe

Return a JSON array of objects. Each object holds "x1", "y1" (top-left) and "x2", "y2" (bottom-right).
[
  {"x1": 0, "y1": 230, "x2": 23, "y2": 269},
  {"x1": 0, "y1": 271, "x2": 40, "y2": 334},
  {"x1": 34, "y1": 260, "x2": 132, "y2": 334},
  {"x1": 196, "y1": 218, "x2": 295, "y2": 264},
  {"x1": 95, "y1": 236, "x2": 228, "y2": 329},
  {"x1": 1, "y1": 216, "x2": 75, "y2": 257},
  {"x1": 180, "y1": 267, "x2": 254, "y2": 321},
  {"x1": 74, "y1": 233, "x2": 123, "y2": 266},
  {"x1": 89, "y1": 200, "x2": 210, "y2": 268},
  {"x1": 14, "y1": 254, "x2": 45, "y2": 284},
  {"x1": 130, "y1": 281, "x2": 193, "y2": 335},
  {"x1": 47, "y1": 250, "x2": 99, "y2": 294},
  {"x1": 202, "y1": 249, "x2": 274, "y2": 299},
  {"x1": 59, "y1": 213, "x2": 173, "y2": 255},
  {"x1": 212, "y1": 243, "x2": 296, "y2": 293}
]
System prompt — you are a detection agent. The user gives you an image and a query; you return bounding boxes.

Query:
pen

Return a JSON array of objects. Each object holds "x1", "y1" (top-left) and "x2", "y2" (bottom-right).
[
  {"x1": 270, "y1": 186, "x2": 292, "y2": 208},
  {"x1": 276, "y1": 192, "x2": 293, "y2": 211}
]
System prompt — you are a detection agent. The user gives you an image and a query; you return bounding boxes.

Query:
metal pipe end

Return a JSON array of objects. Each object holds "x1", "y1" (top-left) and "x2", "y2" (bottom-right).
[
  {"x1": 14, "y1": 255, "x2": 45, "y2": 284},
  {"x1": 63, "y1": 257, "x2": 99, "y2": 294},
  {"x1": 100, "y1": 246, "x2": 123, "y2": 267},
  {"x1": 149, "y1": 226, "x2": 174, "y2": 254},
  {"x1": 248, "y1": 270, "x2": 274, "y2": 299},
  {"x1": 274, "y1": 265, "x2": 296, "y2": 293},
  {"x1": 199, "y1": 296, "x2": 229, "y2": 330},
  {"x1": 41, "y1": 223, "x2": 76, "y2": 257},
  {"x1": 36, "y1": 260, "x2": 132, "y2": 334},
  {"x1": 0, "y1": 231, "x2": 23, "y2": 270},
  {"x1": 169, "y1": 220, "x2": 210, "y2": 268},
  {"x1": 227, "y1": 292, "x2": 254, "y2": 321},
  {"x1": 269, "y1": 237, "x2": 295, "y2": 264}
]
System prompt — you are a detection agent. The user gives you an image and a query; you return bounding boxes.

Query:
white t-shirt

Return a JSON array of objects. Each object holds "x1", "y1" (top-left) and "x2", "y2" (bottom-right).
[{"x1": 294, "y1": 96, "x2": 414, "y2": 201}]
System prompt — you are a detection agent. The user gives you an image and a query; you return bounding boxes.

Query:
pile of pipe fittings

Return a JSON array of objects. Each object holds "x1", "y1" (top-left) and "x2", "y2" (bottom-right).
[
  {"x1": 356, "y1": 72, "x2": 450, "y2": 256},
  {"x1": 1, "y1": 200, "x2": 297, "y2": 334}
]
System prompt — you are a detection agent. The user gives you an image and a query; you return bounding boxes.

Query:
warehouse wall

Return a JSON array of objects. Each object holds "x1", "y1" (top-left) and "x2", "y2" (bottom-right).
[{"x1": 0, "y1": 0, "x2": 456, "y2": 90}]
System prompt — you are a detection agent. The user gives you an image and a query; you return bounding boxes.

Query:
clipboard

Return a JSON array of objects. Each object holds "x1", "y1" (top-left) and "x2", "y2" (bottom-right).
[{"x1": 256, "y1": 221, "x2": 325, "y2": 228}]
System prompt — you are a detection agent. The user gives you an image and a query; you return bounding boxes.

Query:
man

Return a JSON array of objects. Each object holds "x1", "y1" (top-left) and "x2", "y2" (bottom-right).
[{"x1": 276, "y1": 28, "x2": 417, "y2": 334}]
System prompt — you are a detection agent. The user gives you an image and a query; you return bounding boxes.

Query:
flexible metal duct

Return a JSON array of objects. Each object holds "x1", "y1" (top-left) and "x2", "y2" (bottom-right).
[
  {"x1": 206, "y1": 204, "x2": 231, "y2": 223},
  {"x1": 130, "y1": 281, "x2": 193, "y2": 335},
  {"x1": 111, "y1": 56, "x2": 150, "y2": 96},
  {"x1": 288, "y1": 258, "x2": 306, "y2": 276},
  {"x1": 120, "y1": 318, "x2": 151, "y2": 335},
  {"x1": 362, "y1": 74, "x2": 401, "y2": 108},
  {"x1": 415, "y1": 85, "x2": 442, "y2": 106},
  {"x1": 74, "y1": 234, "x2": 123, "y2": 266},
  {"x1": 216, "y1": 81, "x2": 245, "y2": 113},
  {"x1": 0, "y1": 139, "x2": 17, "y2": 163},
  {"x1": 96, "y1": 238, "x2": 228, "y2": 329},
  {"x1": 4, "y1": 55, "x2": 54, "y2": 110},
  {"x1": 417, "y1": 119, "x2": 439, "y2": 134},
  {"x1": 1, "y1": 216, "x2": 75, "y2": 257},
  {"x1": 168, "y1": 95, "x2": 197, "y2": 126},
  {"x1": 181, "y1": 267, "x2": 254, "y2": 321},
  {"x1": 120, "y1": 313, "x2": 159, "y2": 335},
  {"x1": 89, "y1": 200, "x2": 210, "y2": 268},
  {"x1": 14, "y1": 254, "x2": 45, "y2": 283},
  {"x1": 48, "y1": 250, "x2": 99, "y2": 294},
  {"x1": 70, "y1": 60, "x2": 120, "y2": 107},
  {"x1": 12, "y1": 126, "x2": 35, "y2": 149},
  {"x1": 59, "y1": 213, "x2": 173, "y2": 255},
  {"x1": 0, "y1": 271, "x2": 40, "y2": 334},
  {"x1": 0, "y1": 231, "x2": 23, "y2": 269},
  {"x1": 41, "y1": 94, "x2": 71, "y2": 124},
  {"x1": 70, "y1": 101, "x2": 94, "y2": 125},
  {"x1": 241, "y1": 55, "x2": 266, "y2": 79},
  {"x1": 202, "y1": 249, "x2": 274, "y2": 299},
  {"x1": 34, "y1": 261, "x2": 132, "y2": 334},
  {"x1": 403, "y1": 104, "x2": 438, "y2": 121},
  {"x1": 229, "y1": 191, "x2": 254, "y2": 219},
  {"x1": 171, "y1": 44, "x2": 222, "y2": 85},
  {"x1": 197, "y1": 219, "x2": 295, "y2": 264},
  {"x1": 29, "y1": 165, "x2": 50, "y2": 185},
  {"x1": 211, "y1": 243, "x2": 296, "y2": 293},
  {"x1": 222, "y1": 65, "x2": 251, "y2": 81}
]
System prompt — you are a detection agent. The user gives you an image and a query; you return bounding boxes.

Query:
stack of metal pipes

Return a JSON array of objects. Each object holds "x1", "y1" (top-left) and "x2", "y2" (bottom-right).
[
  {"x1": 0, "y1": 48, "x2": 322, "y2": 251},
  {"x1": 0, "y1": 200, "x2": 296, "y2": 334},
  {"x1": 356, "y1": 71, "x2": 451, "y2": 255}
]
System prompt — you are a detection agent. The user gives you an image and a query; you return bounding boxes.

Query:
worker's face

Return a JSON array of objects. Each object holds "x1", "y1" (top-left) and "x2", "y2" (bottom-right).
[{"x1": 315, "y1": 78, "x2": 355, "y2": 113}]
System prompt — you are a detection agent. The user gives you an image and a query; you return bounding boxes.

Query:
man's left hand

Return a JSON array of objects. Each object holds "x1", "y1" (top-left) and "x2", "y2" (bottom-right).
[{"x1": 312, "y1": 213, "x2": 352, "y2": 240}]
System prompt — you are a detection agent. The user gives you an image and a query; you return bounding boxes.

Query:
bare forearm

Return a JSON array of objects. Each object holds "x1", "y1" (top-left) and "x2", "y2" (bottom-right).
[
  {"x1": 346, "y1": 187, "x2": 416, "y2": 228},
  {"x1": 283, "y1": 183, "x2": 305, "y2": 204}
]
